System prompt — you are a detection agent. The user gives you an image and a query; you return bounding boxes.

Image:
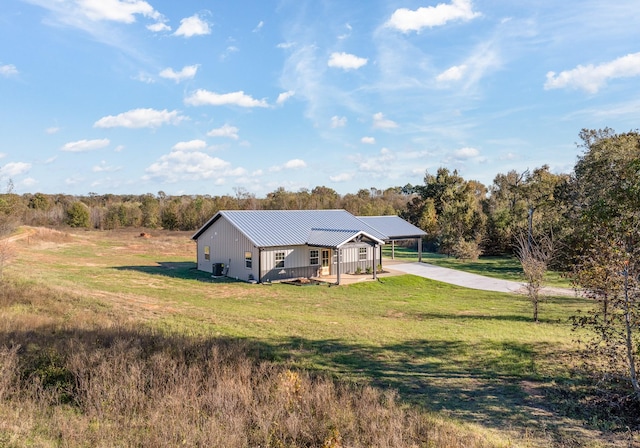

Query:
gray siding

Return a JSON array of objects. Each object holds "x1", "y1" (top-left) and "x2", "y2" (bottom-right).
[{"x1": 196, "y1": 217, "x2": 258, "y2": 282}]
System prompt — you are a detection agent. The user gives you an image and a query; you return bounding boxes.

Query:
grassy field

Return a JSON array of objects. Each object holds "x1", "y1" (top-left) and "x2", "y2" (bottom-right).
[
  {"x1": 383, "y1": 245, "x2": 572, "y2": 288},
  {"x1": 0, "y1": 228, "x2": 632, "y2": 446}
]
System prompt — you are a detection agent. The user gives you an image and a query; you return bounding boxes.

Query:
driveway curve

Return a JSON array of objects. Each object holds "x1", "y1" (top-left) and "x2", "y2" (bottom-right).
[{"x1": 388, "y1": 262, "x2": 575, "y2": 296}]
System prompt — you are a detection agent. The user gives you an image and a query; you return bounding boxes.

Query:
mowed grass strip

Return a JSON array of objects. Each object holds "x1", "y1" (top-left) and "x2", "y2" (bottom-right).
[{"x1": 7, "y1": 228, "x2": 605, "y2": 446}]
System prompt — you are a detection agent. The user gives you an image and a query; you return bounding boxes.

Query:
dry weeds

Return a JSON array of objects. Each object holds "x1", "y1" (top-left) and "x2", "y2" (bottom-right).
[{"x1": 0, "y1": 276, "x2": 501, "y2": 448}]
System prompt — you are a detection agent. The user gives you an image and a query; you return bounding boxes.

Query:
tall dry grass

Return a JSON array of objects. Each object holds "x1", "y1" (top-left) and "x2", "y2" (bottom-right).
[{"x1": 0, "y1": 276, "x2": 502, "y2": 448}]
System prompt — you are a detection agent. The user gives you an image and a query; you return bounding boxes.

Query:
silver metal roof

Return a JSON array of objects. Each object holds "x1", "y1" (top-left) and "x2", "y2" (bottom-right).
[
  {"x1": 192, "y1": 210, "x2": 424, "y2": 247},
  {"x1": 307, "y1": 228, "x2": 385, "y2": 248},
  {"x1": 357, "y1": 215, "x2": 427, "y2": 240}
]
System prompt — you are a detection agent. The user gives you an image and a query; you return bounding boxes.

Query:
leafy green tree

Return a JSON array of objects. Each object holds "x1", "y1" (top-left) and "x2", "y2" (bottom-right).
[
  {"x1": 65, "y1": 201, "x2": 90, "y2": 228},
  {"x1": 571, "y1": 128, "x2": 640, "y2": 401}
]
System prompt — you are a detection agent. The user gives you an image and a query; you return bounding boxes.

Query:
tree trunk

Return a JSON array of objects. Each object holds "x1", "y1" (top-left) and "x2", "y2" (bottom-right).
[{"x1": 623, "y1": 268, "x2": 640, "y2": 401}]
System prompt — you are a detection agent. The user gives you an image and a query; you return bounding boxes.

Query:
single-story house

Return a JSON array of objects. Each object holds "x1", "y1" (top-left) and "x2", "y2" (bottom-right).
[{"x1": 191, "y1": 209, "x2": 426, "y2": 284}]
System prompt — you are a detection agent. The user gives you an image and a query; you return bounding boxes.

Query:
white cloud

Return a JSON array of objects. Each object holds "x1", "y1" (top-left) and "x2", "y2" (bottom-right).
[
  {"x1": 545, "y1": 52, "x2": 640, "y2": 93},
  {"x1": 361, "y1": 136, "x2": 376, "y2": 144},
  {"x1": 114, "y1": 145, "x2": 125, "y2": 152},
  {"x1": 276, "y1": 90, "x2": 295, "y2": 105},
  {"x1": 0, "y1": 153, "x2": 5, "y2": 159},
  {"x1": 159, "y1": 64, "x2": 199, "y2": 83},
  {"x1": 132, "y1": 72, "x2": 155, "y2": 83},
  {"x1": 453, "y1": 147, "x2": 479, "y2": 159},
  {"x1": 92, "y1": 160, "x2": 121, "y2": 172},
  {"x1": 330, "y1": 116, "x2": 347, "y2": 128},
  {"x1": 253, "y1": 21, "x2": 264, "y2": 32},
  {"x1": 327, "y1": 52, "x2": 368, "y2": 70},
  {"x1": 269, "y1": 159, "x2": 307, "y2": 172},
  {"x1": 0, "y1": 64, "x2": 18, "y2": 77},
  {"x1": 147, "y1": 21, "x2": 170, "y2": 32},
  {"x1": 284, "y1": 159, "x2": 307, "y2": 169},
  {"x1": 0, "y1": 162, "x2": 31, "y2": 177},
  {"x1": 94, "y1": 108, "x2": 187, "y2": 128},
  {"x1": 74, "y1": 0, "x2": 161, "y2": 23},
  {"x1": 21, "y1": 177, "x2": 37, "y2": 187},
  {"x1": 207, "y1": 124, "x2": 239, "y2": 139},
  {"x1": 172, "y1": 140, "x2": 207, "y2": 151},
  {"x1": 277, "y1": 42, "x2": 295, "y2": 49},
  {"x1": 144, "y1": 150, "x2": 245, "y2": 183},
  {"x1": 184, "y1": 89, "x2": 268, "y2": 107},
  {"x1": 372, "y1": 112, "x2": 398, "y2": 129},
  {"x1": 45, "y1": 126, "x2": 60, "y2": 134},
  {"x1": 354, "y1": 148, "x2": 396, "y2": 173},
  {"x1": 437, "y1": 64, "x2": 467, "y2": 82},
  {"x1": 174, "y1": 14, "x2": 211, "y2": 37},
  {"x1": 386, "y1": 0, "x2": 480, "y2": 33},
  {"x1": 330, "y1": 172, "x2": 354, "y2": 182},
  {"x1": 61, "y1": 138, "x2": 110, "y2": 152}
]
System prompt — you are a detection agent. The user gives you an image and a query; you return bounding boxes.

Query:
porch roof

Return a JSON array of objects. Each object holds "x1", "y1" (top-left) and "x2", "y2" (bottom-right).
[{"x1": 306, "y1": 228, "x2": 385, "y2": 249}]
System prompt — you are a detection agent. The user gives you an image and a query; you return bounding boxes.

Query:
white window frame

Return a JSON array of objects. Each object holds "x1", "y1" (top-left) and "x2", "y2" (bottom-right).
[
  {"x1": 245, "y1": 251, "x2": 252, "y2": 269},
  {"x1": 359, "y1": 247, "x2": 367, "y2": 260},
  {"x1": 275, "y1": 251, "x2": 285, "y2": 268},
  {"x1": 204, "y1": 245, "x2": 210, "y2": 261},
  {"x1": 309, "y1": 249, "x2": 319, "y2": 266}
]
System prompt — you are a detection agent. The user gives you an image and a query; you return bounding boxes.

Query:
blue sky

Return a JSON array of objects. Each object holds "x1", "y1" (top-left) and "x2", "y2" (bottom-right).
[{"x1": 1, "y1": 0, "x2": 639, "y2": 196}]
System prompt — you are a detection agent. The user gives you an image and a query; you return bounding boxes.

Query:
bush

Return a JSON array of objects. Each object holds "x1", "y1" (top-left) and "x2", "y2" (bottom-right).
[
  {"x1": 65, "y1": 202, "x2": 90, "y2": 228},
  {"x1": 451, "y1": 239, "x2": 482, "y2": 261}
]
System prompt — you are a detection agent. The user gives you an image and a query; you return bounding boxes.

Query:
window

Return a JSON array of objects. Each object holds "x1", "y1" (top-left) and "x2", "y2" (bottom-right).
[
  {"x1": 359, "y1": 247, "x2": 367, "y2": 260},
  {"x1": 204, "y1": 245, "x2": 210, "y2": 261},
  {"x1": 275, "y1": 251, "x2": 285, "y2": 268},
  {"x1": 245, "y1": 251, "x2": 252, "y2": 269},
  {"x1": 310, "y1": 250, "x2": 319, "y2": 265}
]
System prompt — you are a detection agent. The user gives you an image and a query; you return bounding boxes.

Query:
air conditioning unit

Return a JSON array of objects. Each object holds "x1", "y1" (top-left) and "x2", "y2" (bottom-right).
[{"x1": 212, "y1": 263, "x2": 225, "y2": 276}]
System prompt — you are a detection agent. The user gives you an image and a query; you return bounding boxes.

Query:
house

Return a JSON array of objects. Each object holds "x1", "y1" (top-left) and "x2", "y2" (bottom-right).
[{"x1": 191, "y1": 210, "x2": 426, "y2": 284}]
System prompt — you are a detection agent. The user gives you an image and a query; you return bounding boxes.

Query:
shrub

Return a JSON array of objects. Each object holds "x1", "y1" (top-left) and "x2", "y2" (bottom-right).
[{"x1": 451, "y1": 239, "x2": 482, "y2": 261}]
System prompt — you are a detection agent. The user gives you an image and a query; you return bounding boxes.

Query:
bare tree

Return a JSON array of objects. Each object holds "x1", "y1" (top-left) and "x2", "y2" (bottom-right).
[{"x1": 514, "y1": 232, "x2": 555, "y2": 322}]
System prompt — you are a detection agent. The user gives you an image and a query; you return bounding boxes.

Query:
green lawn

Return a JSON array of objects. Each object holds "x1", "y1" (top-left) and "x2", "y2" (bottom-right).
[
  {"x1": 6, "y1": 229, "x2": 608, "y2": 446},
  {"x1": 383, "y1": 245, "x2": 572, "y2": 287}
]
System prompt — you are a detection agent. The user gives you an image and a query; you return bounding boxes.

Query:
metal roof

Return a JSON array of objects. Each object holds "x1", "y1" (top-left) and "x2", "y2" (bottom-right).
[
  {"x1": 192, "y1": 210, "x2": 424, "y2": 247},
  {"x1": 192, "y1": 209, "x2": 388, "y2": 247},
  {"x1": 307, "y1": 228, "x2": 385, "y2": 249},
  {"x1": 357, "y1": 215, "x2": 427, "y2": 240}
]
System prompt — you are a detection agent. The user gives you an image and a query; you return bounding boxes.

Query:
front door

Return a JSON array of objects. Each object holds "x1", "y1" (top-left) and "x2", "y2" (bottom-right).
[{"x1": 321, "y1": 249, "x2": 331, "y2": 276}]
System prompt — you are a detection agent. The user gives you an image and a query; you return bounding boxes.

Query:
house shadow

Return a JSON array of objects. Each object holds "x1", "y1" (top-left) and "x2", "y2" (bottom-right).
[{"x1": 113, "y1": 262, "x2": 237, "y2": 282}]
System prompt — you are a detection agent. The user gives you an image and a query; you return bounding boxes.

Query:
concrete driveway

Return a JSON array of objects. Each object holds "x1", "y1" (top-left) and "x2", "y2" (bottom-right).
[{"x1": 386, "y1": 261, "x2": 575, "y2": 296}]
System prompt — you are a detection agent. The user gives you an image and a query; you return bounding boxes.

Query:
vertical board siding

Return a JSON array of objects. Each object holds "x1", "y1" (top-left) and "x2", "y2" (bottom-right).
[{"x1": 197, "y1": 217, "x2": 258, "y2": 281}]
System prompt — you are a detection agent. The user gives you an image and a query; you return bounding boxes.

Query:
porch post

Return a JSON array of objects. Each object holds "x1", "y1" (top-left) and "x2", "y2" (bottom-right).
[
  {"x1": 418, "y1": 237, "x2": 423, "y2": 262},
  {"x1": 336, "y1": 248, "x2": 341, "y2": 285},
  {"x1": 392, "y1": 240, "x2": 395, "y2": 259},
  {"x1": 373, "y1": 244, "x2": 377, "y2": 280}
]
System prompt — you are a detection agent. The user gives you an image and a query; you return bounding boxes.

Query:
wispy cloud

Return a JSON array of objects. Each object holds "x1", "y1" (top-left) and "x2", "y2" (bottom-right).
[
  {"x1": 185, "y1": 89, "x2": 268, "y2": 107},
  {"x1": 45, "y1": 126, "x2": 60, "y2": 134},
  {"x1": 253, "y1": 21, "x2": 264, "y2": 32},
  {"x1": 545, "y1": 52, "x2": 640, "y2": 93},
  {"x1": 174, "y1": 14, "x2": 211, "y2": 37},
  {"x1": 276, "y1": 90, "x2": 295, "y2": 105},
  {"x1": 372, "y1": 112, "x2": 398, "y2": 129},
  {"x1": 270, "y1": 159, "x2": 307, "y2": 172},
  {"x1": 172, "y1": 140, "x2": 207, "y2": 151},
  {"x1": 0, "y1": 64, "x2": 18, "y2": 77},
  {"x1": 61, "y1": 138, "x2": 110, "y2": 152},
  {"x1": 361, "y1": 136, "x2": 376, "y2": 144},
  {"x1": 330, "y1": 172, "x2": 354, "y2": 182},
  {"x1": 159, "y1": 64, "x2": 199, "y2": 83},
  {"x1": 437, "y1": 64, "x2": 467, "y2": 82},
  {"x1": 207, "y1": 124, "x2": 239, "y2": 139},
  {"x1": 328, "y1": 52, "x2": 368, "y2": 70},
  {"x1": 94, "y1": 108, "x2": 187, "y2": 128},
  {"x1": 330, "y1": 116, "x2": 347, "y2": 128},
  {"x1": 92, "y1": 160, "x2": 121, "y2": 172},
  {"x1": 386, "y1": 0, "x2": 480, "y2": 33}
]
